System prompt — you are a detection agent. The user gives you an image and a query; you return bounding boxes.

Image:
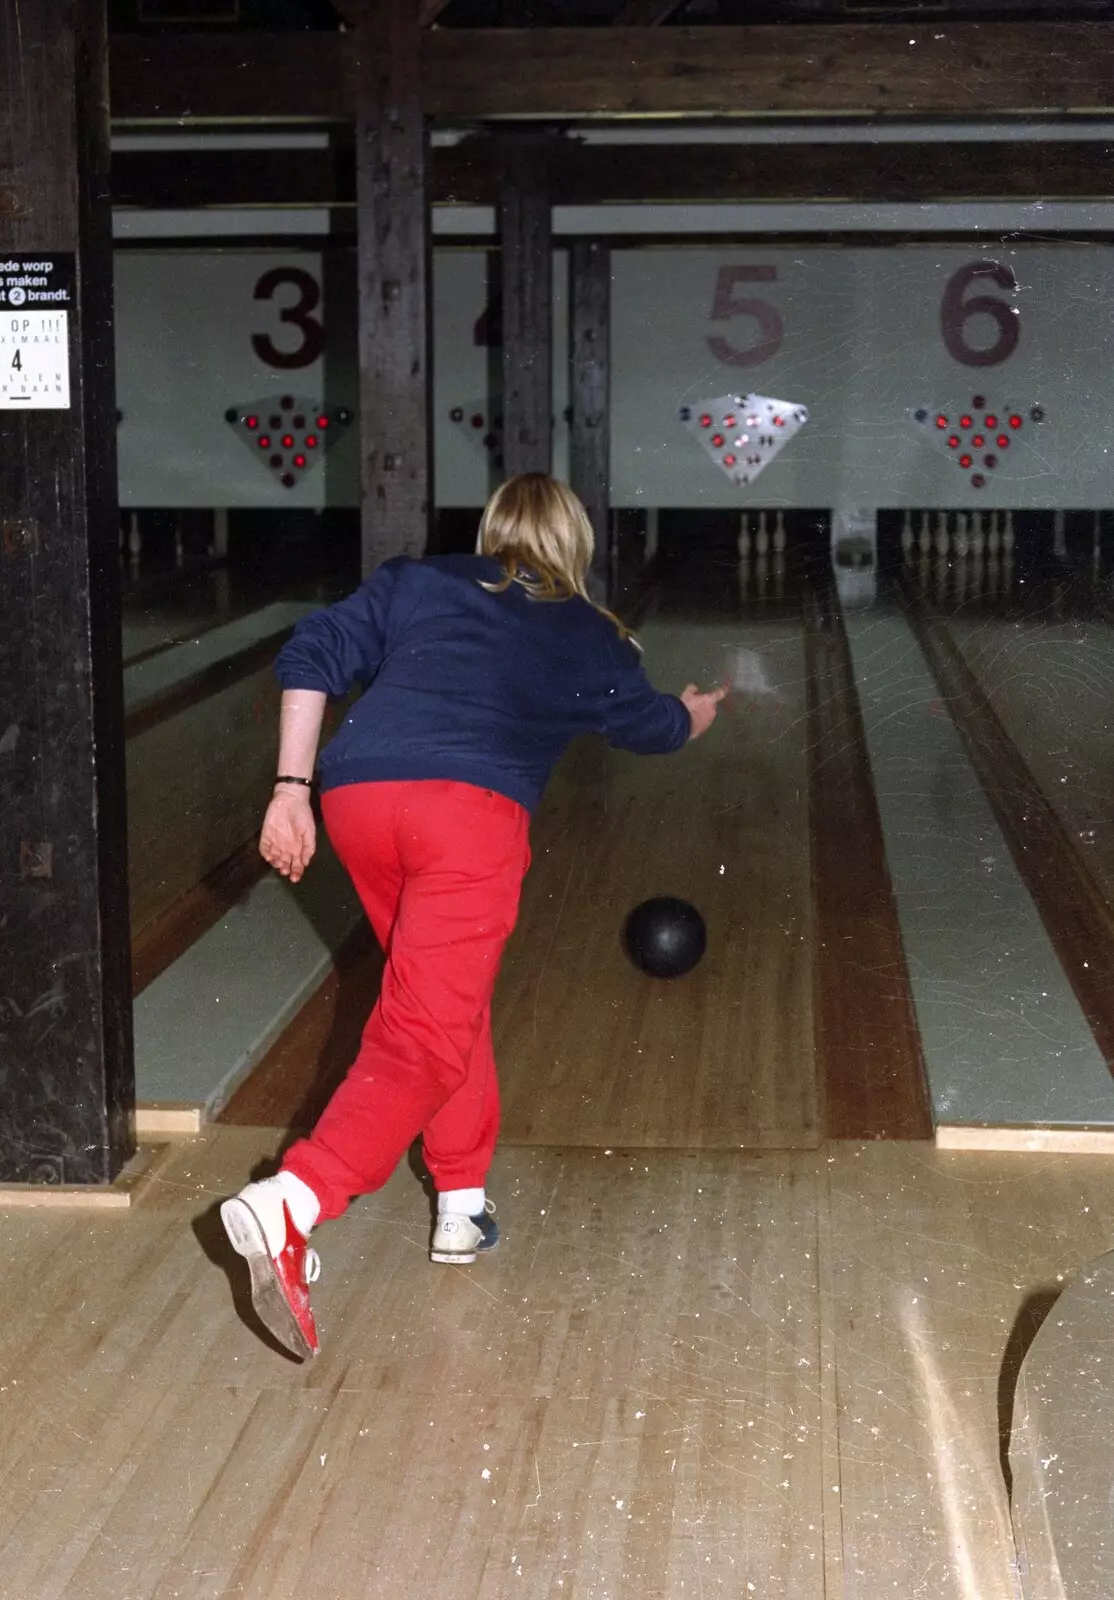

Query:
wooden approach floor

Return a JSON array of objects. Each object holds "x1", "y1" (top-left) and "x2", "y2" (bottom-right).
[{"x1": 2, "y1": 1126, "x2": 1112, "y2": 1597}]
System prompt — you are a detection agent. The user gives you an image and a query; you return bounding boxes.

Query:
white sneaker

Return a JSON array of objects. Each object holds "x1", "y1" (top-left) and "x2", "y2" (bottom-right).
[
  {"x1": 220, "y1": 1178, "x2": 321, "y2": 1359},
  {"x1": 430, "y1": 1199, "x2": 499, "y2": 1264}
]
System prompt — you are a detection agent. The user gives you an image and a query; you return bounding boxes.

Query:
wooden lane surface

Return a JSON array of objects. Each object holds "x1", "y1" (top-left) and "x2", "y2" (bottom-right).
[
  {"x1": 128, "y1": 652, "x2": 348, "y2": 987},
  {"x1": 941, "y1": 601, "x2": 1114, "y2": 912},
  {"x1": 495, "y1": 613, "x2": 819, "y2": 1151},
  {"x1": 4, "y1": 1127, "x2": 1113, "y2": 1594},
  {"x1": 126, "y1": 662, "x2": 282, "y2": 938},
  {"x1": 226, "y1": 610, "x2": 819, "y2": 1148},
  {"x1": 127, "y1": 659, "x2": 349, "y2": 996},
  {"x1": 803, "y1": 584, "x2": 932, "y2": 1141}
]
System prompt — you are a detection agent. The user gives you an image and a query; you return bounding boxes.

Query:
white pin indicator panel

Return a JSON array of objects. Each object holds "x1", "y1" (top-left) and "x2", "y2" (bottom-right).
[{"x1": 114, "y1": 243, "x2": 1112, "y2": 511}]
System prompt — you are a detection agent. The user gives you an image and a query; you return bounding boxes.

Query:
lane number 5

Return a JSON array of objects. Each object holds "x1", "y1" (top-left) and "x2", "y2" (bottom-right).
[{"x1": 706, "y1": 265, "x2": 783, "y2": 368}]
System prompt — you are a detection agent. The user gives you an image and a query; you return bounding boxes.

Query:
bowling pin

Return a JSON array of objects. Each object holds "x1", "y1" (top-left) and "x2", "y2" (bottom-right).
[
  {"x1": 1003, "y1": 510, "x2": 1016, "y2": 555},
  {"x1": 128, "y1": 511, "x2": 142, "y2": 575},
  {"x1": 988, "y1": 509, "x2": 1001, "y2": 556},
  {"x1": 918, "y1": 510, "x2": 932, "y2": 556},
  {"x1": 737, "y1": 511, "x2": 752, "y2": 559},
  {"x1": 935, "y1": 510, "x2": 950, "y2": 557},
  {"x1": 970, "y1": 509, "x2": 985, "y2": 559},
  {"x1": 773, "y1": 510, "x2": 787, "y2": 553},
  {"x1": 900, "y1": 509, "x2": 915, "y2": 560},
  {"x1": 756, "y1": 510, "x2": 770, "y2": 555},
  {"x1": 1093, "y1": 509, "x2": 1102, "y2": 571},
  {"x1": 212, "y1": 506, "x2": 230, "y2": 561},
  {"x1": 1053, "y1": 508, "x2": 1067, "y2": 560},
  {"x1": 954, "y1": 511, "x2": 969, "y2": 560}
]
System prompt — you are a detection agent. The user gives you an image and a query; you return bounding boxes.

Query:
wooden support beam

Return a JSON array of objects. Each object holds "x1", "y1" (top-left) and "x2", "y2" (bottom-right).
[
  {"x1": 353, "y1": 0, "x2": 432, "y2": 573},
  {"x1": 0, "y1": 0, "x2": 135, "y2": 1185},
  {"x1": 109, "y1": 23, "x2": 1114, "y2": 125},
  {"x1": 500, "y1": 141, "x2": 552, "y2": 478},
  {"x1": 111, "y1": 139, "x2": 1114, "y2": 211},
  {"x1": 569, "y1": 240, "x2": 611, "y2": 600}
]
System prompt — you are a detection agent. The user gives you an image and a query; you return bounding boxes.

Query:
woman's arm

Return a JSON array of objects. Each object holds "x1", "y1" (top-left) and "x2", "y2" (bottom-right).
[
  {"x1": 275, "y1": 688, "x2": 327, "y2": 782},
  {"x1": 259, "y1": 689, "x2": 328, "y2": 883}
]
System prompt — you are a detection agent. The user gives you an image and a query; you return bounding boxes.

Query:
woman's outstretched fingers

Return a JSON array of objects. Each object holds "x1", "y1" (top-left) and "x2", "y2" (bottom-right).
[{"x1": 679, "y1": 682, "x2": 728, "y2": 741}]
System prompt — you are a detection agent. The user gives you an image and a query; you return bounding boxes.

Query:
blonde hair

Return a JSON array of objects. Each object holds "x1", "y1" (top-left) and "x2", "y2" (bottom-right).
[{"x1": 476, "y1": 473, "x2": 629, "y2": 637}]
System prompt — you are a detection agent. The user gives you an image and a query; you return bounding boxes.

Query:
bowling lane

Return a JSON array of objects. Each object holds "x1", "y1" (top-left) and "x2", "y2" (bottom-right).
[
  {"x1": 122, "y1": 562, "x2": 284, "y2": 666},
  {"x1": 124, "y1": 537, "x2": 358, "y2": 967},
  {"x1": 937, "y1": 588, "x2": 1114, "y2": 909},
  {"x1": 127, "y1": 661, "x2": 284, "y2": 938},
  {"x1": 494, "y1": 602, "x2": 820, "y2": 1151},
  {"x1": 224, "y1": 544, "x2": 930, "y2": 1146},
  {"x1": 848, "y1": 551, "x2": 1114, "y2": 1134}
]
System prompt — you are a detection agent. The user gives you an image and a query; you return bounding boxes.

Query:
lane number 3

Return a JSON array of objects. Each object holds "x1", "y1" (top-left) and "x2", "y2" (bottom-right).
[{"x1": 252, "y1": 267, "x2": 326, "y2": 370}]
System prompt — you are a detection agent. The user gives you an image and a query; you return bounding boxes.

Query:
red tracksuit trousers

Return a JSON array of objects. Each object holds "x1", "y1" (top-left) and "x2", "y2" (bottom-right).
[{"x1": 281, "y1": 780, "x2": 531, "y2": 1222}]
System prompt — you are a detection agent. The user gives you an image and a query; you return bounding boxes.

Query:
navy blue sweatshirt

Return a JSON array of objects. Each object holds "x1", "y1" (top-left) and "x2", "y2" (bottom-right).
[{"x1": 275, "y1": 554, "x2": 690, "y2": 813}]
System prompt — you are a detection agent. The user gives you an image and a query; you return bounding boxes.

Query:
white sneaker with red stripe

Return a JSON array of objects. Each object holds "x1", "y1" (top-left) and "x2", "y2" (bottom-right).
[{"x1": 221, "y1": 1178, "x2": 321, "y2": 1359}]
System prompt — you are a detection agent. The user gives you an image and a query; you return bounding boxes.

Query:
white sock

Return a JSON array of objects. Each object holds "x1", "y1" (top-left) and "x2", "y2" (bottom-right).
[
  {"x1": 237, "y1": 1171, "x2": 321, "y2": 1257},
  {"x1": 276, "y1": 1170, "x2": 321, "y2": 1238},
  {"x1": 438, "y1": 1187, "x2": 485, "y2": 1218}
]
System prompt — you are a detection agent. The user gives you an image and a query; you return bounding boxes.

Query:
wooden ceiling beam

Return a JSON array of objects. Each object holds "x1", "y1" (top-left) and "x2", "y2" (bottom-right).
[
  {"x1": 329, "y1": 0, "x2": 367, "y2": 24},
  {"x1": 110, "y1": 32, "x2": 348, "y2": 123},
  {"x1": 423, "y1": 24, "x2": 1114, "y2": 119},
  {"x1": 331, "y1": 3, "x2": 451, "y2": 32},
  {"x1": 111, "y1": 139, "x2": 1114, "y2": 209},
  {"x1": 613, "y1": 1, "x2": 685, "y2": 22},
  {"x1": 108, "y1": 23, "x2": 1114, "y2": 125}
]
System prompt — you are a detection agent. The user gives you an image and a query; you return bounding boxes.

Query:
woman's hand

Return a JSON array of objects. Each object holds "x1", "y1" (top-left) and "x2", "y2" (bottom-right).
[
  {"x1": 260, "y1": 788, "x2": 317, "y2": 882},
  {"x1": 680, "y1": 682, "x2": 729, "y2": 741}
]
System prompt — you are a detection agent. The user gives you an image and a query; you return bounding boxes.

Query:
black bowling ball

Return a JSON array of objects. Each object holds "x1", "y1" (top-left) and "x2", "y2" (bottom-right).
[{"x1": 623, "y1": 897, "x2": 707, "y2": 980}]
